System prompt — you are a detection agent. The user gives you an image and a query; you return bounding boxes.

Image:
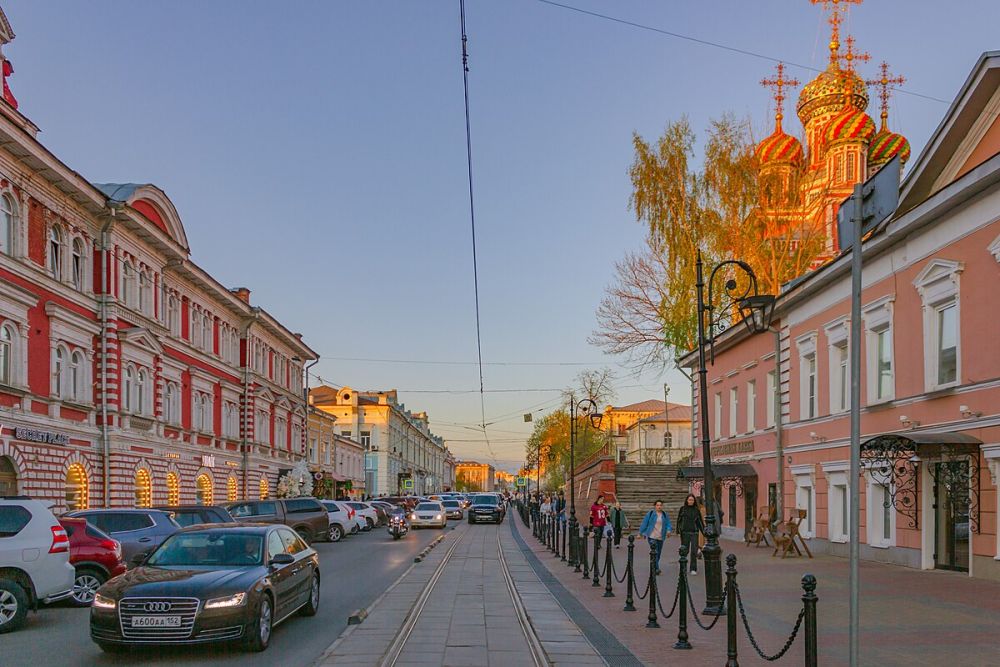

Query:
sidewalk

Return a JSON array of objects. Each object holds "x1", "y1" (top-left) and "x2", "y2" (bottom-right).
[
  {"x1": 514, "y1": 517, "x2": 1000, "y2": 666},
  {"x1": 317, "y1": 522, "x2": 605, "y2": 667}
]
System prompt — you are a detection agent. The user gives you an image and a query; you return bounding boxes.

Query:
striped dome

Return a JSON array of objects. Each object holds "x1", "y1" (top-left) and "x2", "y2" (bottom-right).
[
  {"x1": 756, "y1": 128, "x2": 804, "y2": 167},
  {"x1": 797, "y1": 64, "x2": 868, "y2": 127},
  {"x1": 868, "y1": 128, "x2": 911, "y2": 168},
  {"x1": 824, "y1": 106, "x2": 876, "y2": 145}
]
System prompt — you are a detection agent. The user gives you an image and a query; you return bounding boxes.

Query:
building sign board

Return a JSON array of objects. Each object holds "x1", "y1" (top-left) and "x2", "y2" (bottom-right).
[
  {"x1": 14, "y1": 427, "x2": 69, "y2": 446},
  {"x1": 711, "y1": 440, "x2": 754, "y2": 456},
  {"x1": 201, "y1": 455, "x2": 215, "y2": 468}
]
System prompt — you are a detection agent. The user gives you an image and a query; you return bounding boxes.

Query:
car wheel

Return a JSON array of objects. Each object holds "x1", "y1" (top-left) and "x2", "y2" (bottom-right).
[
  {"x1": 300, "y1": 573, "x2": 320, "y2": 617},
  {"x1": 71, "y1": 569, "x2": 106, "y2": 607},
  {"x1": 364, "y1": 517, "x2": 374, "y2": 531},
  {"x1": 245, "y1": 594, "x2": 273, "y2": 652},
  {"x1": 351, "y1": 524, "x2": 359, "y2": 535},
  {"x1": 296, "y1": 528, "x2": 313, "y2": 545},
  {"x1": 0, "y1": 580, "x2": 28, "y2": 634},
  {"x1": 329, "y1": 525, "x2": 344, "y2": 542}
]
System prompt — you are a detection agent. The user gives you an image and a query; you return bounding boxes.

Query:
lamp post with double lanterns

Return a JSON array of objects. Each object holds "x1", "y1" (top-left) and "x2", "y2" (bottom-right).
[
  {"x1": 568, "y1": 396, "x2": 602, "y2": 567},
  {"x1": 694, "y1": 251, "x2": 775, "y2": 616}
]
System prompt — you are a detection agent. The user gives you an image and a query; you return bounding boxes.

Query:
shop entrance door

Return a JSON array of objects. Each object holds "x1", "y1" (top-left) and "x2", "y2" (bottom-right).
[
  {"x1": 0, "y1": 456, "x2": 16, "y2": 496},
  {"x1": 744, "y1": 483, "x2": 758, "y2": 542},
  {"x1": 933, "y1": 461, "x2": 970, "y2": 572}
]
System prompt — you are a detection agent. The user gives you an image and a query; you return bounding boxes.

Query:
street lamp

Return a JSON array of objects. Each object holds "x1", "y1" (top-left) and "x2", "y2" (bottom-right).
[
  {"x1": 694, "y1": 251, "x2": 775, "y2": 615},
  {"x1": 568, "y1": 395, "x2": 602, "y2": 568}
]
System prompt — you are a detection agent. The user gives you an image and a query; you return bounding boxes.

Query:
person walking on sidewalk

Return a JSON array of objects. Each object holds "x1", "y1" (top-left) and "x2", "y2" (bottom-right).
[
  {"x1": 540, "y1": 495, "x2": 552, "y2": 516},
  {"x1": 589, "y1": 494, "x2": 609, "y2": 533},
  {"x1": 555, "y1": 490, "x2": 566, "y2": 524},
  {"x1": 609, "y1": 500, "x2": 629, "y2": 549},
  {"x1": 677, "y1": 493, "x2": 705, "y2": 573},
  {"x1": 637, "y1": 500, "x2": 672, "y2": 575}
]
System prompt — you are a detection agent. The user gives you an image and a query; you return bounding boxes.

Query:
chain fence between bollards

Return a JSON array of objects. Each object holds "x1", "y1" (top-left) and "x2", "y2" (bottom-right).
[
  {"x1": 734, "y1": 580, "x2": 805, "y2": 661},
  {"x1": 655, "y1": 568, "x2": 682, "y2": 619},
  {"x1": 682, "y1": 569, "x2": 723, "y2": 631}
]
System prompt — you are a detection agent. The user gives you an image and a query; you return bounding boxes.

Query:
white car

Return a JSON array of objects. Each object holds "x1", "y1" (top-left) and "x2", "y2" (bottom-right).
[
  {"x1": 409, "y1": 502, "x2": 447, "y2": 529},
  {"x1": 345, "y1": 501, "x2": 379, "y2": 531},
  {"x1": 0, "y1": 498, "x2": 75, "y2": 633},
  {"x1": 323, "y1": 500, "x2": 364, "y2": 536}
]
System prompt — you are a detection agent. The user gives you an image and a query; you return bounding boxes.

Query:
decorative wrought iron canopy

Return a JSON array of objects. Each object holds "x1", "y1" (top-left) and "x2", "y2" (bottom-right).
[{"x1": 861, "y1": 432, "x2": 982, "y2": 532}]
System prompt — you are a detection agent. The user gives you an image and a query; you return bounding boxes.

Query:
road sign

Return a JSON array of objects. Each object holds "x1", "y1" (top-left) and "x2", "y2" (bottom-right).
[
  {"x1": 516, "y1": 476, "x2": 527, "y2": 487},
  {"x1": 402, "y1": 478, "x2": 414, "y2": 490},
  {"x1": 837, "y1": 155, "x2": 900, "y2": 252}
]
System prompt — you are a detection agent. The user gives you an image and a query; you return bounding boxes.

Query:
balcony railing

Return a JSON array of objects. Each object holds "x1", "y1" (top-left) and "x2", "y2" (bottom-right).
[{"x1": 573, "y1": 440, "x2": 613, "y2": 474}]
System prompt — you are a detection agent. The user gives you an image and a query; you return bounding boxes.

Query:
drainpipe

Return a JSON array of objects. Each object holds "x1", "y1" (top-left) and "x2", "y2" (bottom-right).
[
  {"x1": 98, "y1": 210, "x2": 118, "y2": 508},
  {"x1": 303, "y1": 357, "x2": 318, "y2": 484},
  {"x1": 771, "y1": 326, "x2": 784, "y2": 522},
  {"x1": 240, "y1": 309, "x2": 260, "y2": 499}
]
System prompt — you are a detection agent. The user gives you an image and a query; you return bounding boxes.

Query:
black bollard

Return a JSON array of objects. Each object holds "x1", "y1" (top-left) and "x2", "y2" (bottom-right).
[
  {"x1": 552, "y1": 517, "x2": 558, "y2": 555},
  {"x1": 581, "y1": 526, "x2": 590, "y2": 579},
  {"x1": 726, "y1": 554, "x2": 739, "y2": 667},
  {"x1": 590, "y1": 526, "x2": 603, "y2": 588},
  {"x1": 561, "y1": 517, "x2": 567, "y2": 562},
  {"x1": 673, "y1": 545, "x2": 691, "y2": 649},
  {"x1": 646, "y1": 546, "x2": 659, "y2": 629},
  {"x1": 802, "y1": 574, "x2": 818, "y2": 667},
  {"x1": 603, "y1": 529, "x2": 615, "y2": 597},
  {"x1": 572, "y1": 521, "x2": 581, "y2": 572},
  {"x1": 623, "y1": 534, "x2": 636, "y2": 612}
]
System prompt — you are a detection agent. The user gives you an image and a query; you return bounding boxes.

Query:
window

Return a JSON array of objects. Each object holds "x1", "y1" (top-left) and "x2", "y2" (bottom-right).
[
  {"x1": 728, "y1": 485, "x2": 737, "y2": 527},
  {"x1": 823, "y1": 462, "x2": 849, "y2": 543},
  {"x1": 202, "y1": 313, "x2": 212, "y2": 353},
  {"x1": 192, "y1": 309, "x2": 203, "y2": 348},
  {"x1": 0, "y1": 506, "x2": 31, "y2": 537},
  {"x1": 360, "y1": 431, "x2": 371, "y2": 448},
  {"x1": 138, "y1": 270, "x2": 151, "y2": 314},
  {"x1": 71, "y1": 238, "x2": 84, "y2": 290},
  {"x1": 166, "y1": 471, "x2": 180, "y2": 505},
  {"x1": 866, "y1": 476, "x2": 895, "y2": 548},
  {"x1": 275, "y1": 416, "x2": 287, "y2": 448},
  {"x1": 936, "y1": 303, "x2": 958, "y2": 385},
  {"x1": 135, "y1": 469, "x2": 152, "y2": 508},
  {"x1": 286, "y1": 498, "x2": 322, "y2": 514},
  {"x1": 166, "y1": 294, "x2": 180, "y2": 336},
  {"x1": 0, "y1": 324, "x2": 11, "y2": 385},
  {"x1": 663, "y1": 430, "x2": 673, "y2": 448},
  {"x1": 256, "y1": 409, "x2": 270, "y2": 445},
  {"x1": 746, "y1": 380, "x2": 756, "y2": 433},
  {"x1": 164, "y1": 382, "x2": 178, "y2": 424},
  {"x1": 122, "y1": 261, "x2": 136, "y2": 307},
  {"x1": 53, "y1": 347, "x2": 65, "y2": 398},
  {"x1": 223, "y1": 401, "x2": 238, "y2": 438},
  {"x1": 70, "y1": 350, "x2": 84, "y2": 401},
  {"x1": 914, "y1": 260, "x2": 962, "y2": 391},
  {"x1": 136, "y1": 369, "x2": 147, "y2": 415},
  {"x1": 829, "y1": 342, "x2": 848, "y2": 413},
  {"x1": 310, "y1": 437, "x2": 318, "y2": 464},
  {"x1": 66, "y1": 463, "x2": 89, "y2": 511},
  {"x1": 123, "y1": 366, "x2": 134, "y2": 412},
  {"x1": 195, "y1": 473, "x2": 213, "y2": 505},
  {"x1": 766, "y1": 371, "x2": 776, "y2": 428},
  {"x1": 48, "y1": 225, "x2": 62, "y2": 279},
  {"x1": 227, "y1": 476, "x2": 238, "y2": 502},
  {"x1": 259, "y1": 477, "x2": 270, "y2": 500},
  {"x1": 0, "y1": 194, "x2": 13, "y2": 256},
  {"x1": 728, "y1": 387, "x2": 738, "y2": 437},
  {"x1": 792, "y1": 465, "x2": 815, "y2": 538},
  {"x1": 712, "y1": 393, "x2": 721, "y2": 439}
]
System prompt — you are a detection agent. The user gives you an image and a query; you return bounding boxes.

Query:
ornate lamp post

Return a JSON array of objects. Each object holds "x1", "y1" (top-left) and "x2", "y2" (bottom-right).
[
  {"x1": 568, "y1": 396, "x2": 602, "y2": 566},
  {"x1": 695, "y1": 251, "x2": 775, "y2": 615}
]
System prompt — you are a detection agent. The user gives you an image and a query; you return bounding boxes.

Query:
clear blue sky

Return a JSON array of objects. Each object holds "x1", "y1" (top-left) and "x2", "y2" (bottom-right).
[{"x1": 6, "y1": 1, "x2": 997, "y2": 470}]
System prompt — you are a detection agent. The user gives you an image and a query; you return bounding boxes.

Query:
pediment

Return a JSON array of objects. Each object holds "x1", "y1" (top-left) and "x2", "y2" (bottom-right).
[
  {"x1": 913, "y1": 258, "x2": 963, "y2": 288},
  {"x1": 118, "y1": 327, "x2": 164, "y2": 354},
  {"x1": 254, "y1": 387, "x2": 276, "y2": 404}
]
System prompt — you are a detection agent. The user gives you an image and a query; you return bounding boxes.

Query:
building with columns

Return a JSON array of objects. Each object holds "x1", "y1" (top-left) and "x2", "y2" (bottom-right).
[
  {"x1": 455, "y1": 461, "x2": 495, "y2": 493},
  {"x1": 310, "y1": 385, "x2": 448, "y2": 496},
  {"x1": 0, "y1": 8, "x2": 316, "y2": 511}
]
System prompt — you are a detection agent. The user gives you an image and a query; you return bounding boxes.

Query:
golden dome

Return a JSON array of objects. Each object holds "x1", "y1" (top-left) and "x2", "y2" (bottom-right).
[{"x1": 796, "y1": 63, "x2": 868, "y2": 127}]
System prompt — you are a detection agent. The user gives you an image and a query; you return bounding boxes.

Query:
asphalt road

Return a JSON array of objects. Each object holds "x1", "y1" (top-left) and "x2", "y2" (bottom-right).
[{"x1": 3, "y1": 522, "x2": 447, "y2": 667}]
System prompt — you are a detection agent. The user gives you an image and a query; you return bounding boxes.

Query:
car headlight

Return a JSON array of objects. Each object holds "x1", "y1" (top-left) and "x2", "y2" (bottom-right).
[
  {"x1": 410, "y1": 513, "x2": 416, "y2": 520},
  {"x1": 93, "y1": 593, "x2": 116, "y2": 610},
  {"x1": 435, "y1": 514, "x2": 442, "y2": 520},
  {"x1": 204, "y1": 592, "x2": 247, "y2": 609}
]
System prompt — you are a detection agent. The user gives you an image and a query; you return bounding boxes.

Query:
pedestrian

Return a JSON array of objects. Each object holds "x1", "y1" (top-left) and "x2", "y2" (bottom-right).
[
  {"x1": 555, "y1": 490, "x2": 566, "y2": 524},
  {"x1": 540, "y1": 495, "x2": 552, "y2": 516},
  {"x1": 637, "y1": 500, "x2": 672, "y2": 575},
  {"x1": 589, "y1": 494, "x2": 609, "y2": 532},
  {"x1": 609, "y1": 500, "x2": 629, "y2": 548},
  {"x1": 676, "y1": 493, "x2": 705, "y2": 573}
]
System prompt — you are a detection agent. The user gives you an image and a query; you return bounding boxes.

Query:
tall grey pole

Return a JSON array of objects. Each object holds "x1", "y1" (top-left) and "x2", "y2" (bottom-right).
[{"x1": 849, "y1": 183, "x2": 863, "y2": 667}]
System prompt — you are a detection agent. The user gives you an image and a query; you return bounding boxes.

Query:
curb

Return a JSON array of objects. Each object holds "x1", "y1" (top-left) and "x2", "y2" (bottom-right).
[
  {"x1": 414, "y1": 533, "x2": 447, "y2": 562},
  {"x1": 346, "y1": 608, "x2": 367, "y2": 625}
]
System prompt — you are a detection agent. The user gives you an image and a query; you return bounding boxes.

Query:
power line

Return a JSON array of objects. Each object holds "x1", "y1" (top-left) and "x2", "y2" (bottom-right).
[
  {"x1": 314, "y1": 355, "x2": 604, "y2": 367},
  {"x1": 534, "y1": 0, "x2": 949, "y2": 104}
]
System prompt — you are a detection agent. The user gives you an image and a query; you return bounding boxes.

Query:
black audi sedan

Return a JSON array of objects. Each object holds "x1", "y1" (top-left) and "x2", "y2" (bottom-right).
[{"x1": 90, "y1": 523, "x2": 319, "y2": 653}]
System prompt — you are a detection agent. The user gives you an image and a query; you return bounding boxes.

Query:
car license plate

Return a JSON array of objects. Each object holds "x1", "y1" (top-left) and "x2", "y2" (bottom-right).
[
  {"x1": 131, "y1": 616, "x2": 182, "y2": 628},
  {"x1": 419, "y1": 515, "x2": 431, "y2": 520}
]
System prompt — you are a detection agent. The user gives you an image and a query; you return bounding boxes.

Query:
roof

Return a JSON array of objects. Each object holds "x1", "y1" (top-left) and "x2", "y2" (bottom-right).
[
  {"x1": 609, "y1": 399, "x2": 666, "y2": 413},
  {"x1": 636, "y1": 404, "x2": 694, "y2": 424}
]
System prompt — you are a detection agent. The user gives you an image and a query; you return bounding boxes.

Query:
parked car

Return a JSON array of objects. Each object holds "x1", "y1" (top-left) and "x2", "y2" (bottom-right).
[
  {"x1": 64, "y1": 509, "x2": 180, "y2": 565},
  {"x1": 225, "y1": 498, "x2": 330, "y2": 544},
  {"x1": 367, "y1": 502, "x2": 391, "y2": 525},
  {"x1": 345, "y1": 502, "x2": 379, "y2": 531},
  {"x1": 408, "y1": 502, "x2": 447, "y2": 529},
  {"x1": 58, "y1": 517, "x2": 126, "y2": 606},
  {"x1": 441, "y1": 499, "x2": 464, "y2": 520},
  {"x1": 319, "y1": 501, "x2": 357, "y2": 542},
  {"x1": 0, "y1": 497, "x2": 75, "y2": 632},
  {"x1": 468, "y1": 495, "x2": 503, "y2": 524},
  {"x1": 89, "y1": 523, "x2": 320, "y2": 652},
  {"x1": 153, "y1": 505, "x2": 235, "y2": 528}
]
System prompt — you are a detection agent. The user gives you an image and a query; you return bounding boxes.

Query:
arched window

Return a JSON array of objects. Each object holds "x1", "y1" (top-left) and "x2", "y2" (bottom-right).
[
  {"x1": 138, "y1": 270, "x2": 150, "y2": 313},
  {"x1": 123, "y1": 366, "x2": 134, "y2": 412},
  {"x1": 192, "y1": 308, "x2": 203, "y2": 348},
  {"x1": 166, "y1": 294, "x2": 179, "y2": 335},
  {"x1": 0, "y1": 194, "x2": 14, "y2": 256},
  {"x1": 195, "y1": 473, "x2": 213, "y2": 505},
  {"x1": 0, "y1": 455, "x2": 17, "y2": 496},
  {"x1": 663, "y1": 430, "x2": 673, "y2": 448},
  {"x1": 71, "y1": 238, "x2": 85, "y2": 290},
  {"x1": 164, "y1": 382, "x2": 178, "y2": 424},
  {"x1": 70, "y1": 350, "x2": 84, "y2": 401},
  {"x1": 259, "y1": 476, "x2": 269, "y2": 500},
  {"x1": 135, "y1": 468, "x2": 152, "y2": 508},
  {"x1": 0, "y1": 324, "x2": 12, "y2": 386},
  {"x1": 166, "y1": 471, "x2": 180, "y2": 505},
  {"x1": 53, "y1": 347, "x2": 66, "y2": 398},
  {"x1": 201, "y1": 393, "x2": 212, "y2": 432},
  {"x1": 227, "y1": 476, "x2": 238, "y2": 502},
  {"x1": 122, "y1": 261, "x2": 135, "y2": 307},
  {"x1": 136, "y1": 369, "x2": 147, "y2": 415},
  {"x1": 66, "y1": 463, "x2": 89, "y2": 511},
  {"x1": 48, "y1": 225, "x2": 62, "y2": 279},
  {"x1": 202, "y1": 314, "x2": 212, "y2": 353}
]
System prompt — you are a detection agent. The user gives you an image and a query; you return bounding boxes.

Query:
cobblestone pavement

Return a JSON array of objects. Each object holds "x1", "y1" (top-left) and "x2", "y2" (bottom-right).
[
  {"x1": 515, "y1": 516, "x2": 1000, "y2": 666},
  {"x1": 318, "y1": 520, "x2": 605, "y2": 667}
]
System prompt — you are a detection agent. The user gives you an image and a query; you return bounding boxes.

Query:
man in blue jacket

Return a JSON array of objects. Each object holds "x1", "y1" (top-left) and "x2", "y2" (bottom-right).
[{"x1": 637, "y1": 500, "x2": 672, "y2": 575}]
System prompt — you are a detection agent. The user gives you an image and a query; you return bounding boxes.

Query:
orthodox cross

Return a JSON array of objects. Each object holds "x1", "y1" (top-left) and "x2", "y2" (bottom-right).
[
  {"x1": 811, "y1": 0, "x2": 862, "y2": 65},
  {"x1": 867, "y1": 61, "x2": 905, "y2": 129},
  {"x1": 836, "y1": 36, "x2": 870, "y2": 102},
  {"x1": 761, "y1": 63, "x2": 800, "y2": 131}
]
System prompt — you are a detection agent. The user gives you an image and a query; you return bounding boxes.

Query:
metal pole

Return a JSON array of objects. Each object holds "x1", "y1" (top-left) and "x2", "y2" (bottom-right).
[
  {"x1": 569, "y1": 395, "x2": 578, "y2": 568},
  {"x1": 624, "y1": 534, "x2": 636, "y2": 611},
  {"x1": 726, "y1": 554, "x2": 739, "y2": 667},
  {"x1": 603, "y1": 531, "x2": 615, "y2": 597},
  {"x1": 646, "y1": 547, "x2": 659, "y2": 629},
  {"x1": 849, "y1": 184, "x2": 863, "y2": 667},
  {"x1": 592, "y1": 530, "x2": 602, "y2": 587},
  {"x1": 695, "y1": 251, "x2": 724, "y2": 615},
  {"x1": 674, "y1": 547, "x2": 690, "y2": 646},
  {"x1": 803, "y1": 574, "x2": 819, "y2": 667}
]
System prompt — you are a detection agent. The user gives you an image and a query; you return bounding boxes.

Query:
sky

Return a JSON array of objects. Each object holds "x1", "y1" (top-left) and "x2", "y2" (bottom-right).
[{"x1": 5, "y1": 1, "x2": 998, "y2": 471}]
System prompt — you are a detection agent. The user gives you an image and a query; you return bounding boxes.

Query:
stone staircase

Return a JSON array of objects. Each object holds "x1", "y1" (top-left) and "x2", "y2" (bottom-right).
[{"x1": 613, "y1": 463, "x2": 691, "y2": 529}]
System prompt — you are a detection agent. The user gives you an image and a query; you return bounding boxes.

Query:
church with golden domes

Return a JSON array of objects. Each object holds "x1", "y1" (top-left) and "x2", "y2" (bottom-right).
[{"x1": 755, "y1": 0, "x2": 911, "y2": 267}]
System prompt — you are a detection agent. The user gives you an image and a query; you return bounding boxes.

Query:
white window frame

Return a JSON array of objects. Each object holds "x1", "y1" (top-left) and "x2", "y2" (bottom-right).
[
  {"x1": 865, "y1": 470, "x2": 896, "y2": 548},
  {"x1": 71, "y1": 237, "x2": 86, "y2": 291},
  {"x1": 48, "y1": 224, "x2": 63, "y2": 280},
  {"x1": 52, "y1": 345, "x2": 67, "y2": 398},
  {"x1": 862, "y1": 296, "x2": 895, "y2": 403},
  {"x1": 713, "y1": 392, "x2": 722, "y2": 440},
  {"x1": 0, "y1": 193, "x2": 14, "y2": 257},
  {"x1": 746, "y1": 380, "x2": 756, "y2": 433},
  {"x1": 728, "y1": 387, "x2": 738, "y2": 437},
  {"x1": 822, "y1": 461, "x2": 850, "y2": 543},
  {"x1": 766, "y1": 371, "x2": 776, "y2": 428},
  {"x1": 791, "y1": 464, "x2": 816, "y2": 538},
  {"x1": 913, "y1": 260, "x2": 962, "y2": 392},
  {"x1": 0, "y1": 322, "x2": 13, "y2": 386},
  {"x1": 796, "y1": 333, "x2": 818, "y2": 421},
  {"x1": 825, "y1": 317, "x2": 850, "y2": 414}
]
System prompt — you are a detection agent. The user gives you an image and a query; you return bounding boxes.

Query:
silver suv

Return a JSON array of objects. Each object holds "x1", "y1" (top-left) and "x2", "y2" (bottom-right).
[
  {"x1": 0, "y1": 497, "x2": 75, "y2": 633},
  {"x1": 64, "y1": 509, "x2": 179, "y2": 564}
]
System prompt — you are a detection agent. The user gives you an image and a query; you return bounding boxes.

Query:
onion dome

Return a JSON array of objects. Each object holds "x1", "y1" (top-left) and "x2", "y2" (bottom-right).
[
  {"x1": 797, "y1": 64, "x2": 868, "y2": 127},
  {"x1": 824, "y1": 105, "x2": 876, "y2": 145},
  {"x1": 756, "y1": 124, "x2": 804, "y2": 167},
  {"x1": 868, "y1": 123, "x2": 911, "y2": 168}
]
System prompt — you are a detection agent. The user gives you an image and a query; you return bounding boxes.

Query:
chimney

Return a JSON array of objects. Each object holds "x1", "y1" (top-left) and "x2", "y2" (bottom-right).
[{"x1": 231, "y1": 287, "x2": 251, "y2": 304}]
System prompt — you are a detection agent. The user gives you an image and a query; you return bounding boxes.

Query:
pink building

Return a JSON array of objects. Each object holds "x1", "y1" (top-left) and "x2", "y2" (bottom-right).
[{"x1": 680, "y1": 51, "x2": 1000, "y2": 579}]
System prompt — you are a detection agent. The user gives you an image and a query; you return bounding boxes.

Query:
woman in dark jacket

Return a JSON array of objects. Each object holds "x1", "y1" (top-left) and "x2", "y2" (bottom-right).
[{"x1": 677, "y1": 494, "x2": 705, "y2": 573}]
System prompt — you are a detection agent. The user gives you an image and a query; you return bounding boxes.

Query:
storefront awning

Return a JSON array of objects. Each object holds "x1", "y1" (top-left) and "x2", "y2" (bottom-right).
[
  {"x1": 677, "y1": 463, "x2": 757, "y2": 480},
  {"x1": 862, "y1": 431, "x2": 982, "y2": 457}
]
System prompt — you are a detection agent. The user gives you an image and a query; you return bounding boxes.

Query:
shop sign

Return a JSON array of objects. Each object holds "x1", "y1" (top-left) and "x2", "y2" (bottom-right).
[
  {"x1": 201, "y1": 455, "x2": 215, "y2": 468},
  {"x1": 164, "y1": 452, "x2": 180, "y2": 459},
  {"x1": 711, "y1": 440, "x2": 754, "y2": 456},
  {"x1": 225, "y1": 461, "x2": 239, "y2": 468},
  {"x1": 14, "y1": 427, "x2": 69, "y2": 446}
]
